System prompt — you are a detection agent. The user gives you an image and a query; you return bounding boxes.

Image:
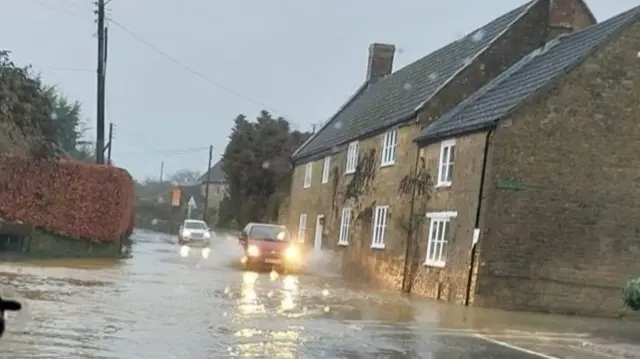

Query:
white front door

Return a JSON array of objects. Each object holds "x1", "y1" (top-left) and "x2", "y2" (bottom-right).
[{"x1": 314, "y1": 215, "x2": 324, "y2": 251}]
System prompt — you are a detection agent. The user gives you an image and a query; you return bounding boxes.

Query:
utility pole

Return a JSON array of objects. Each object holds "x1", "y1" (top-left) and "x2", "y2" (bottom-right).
[
  {"x1": 95, "y1": 0, "x2": 107, "y2": 164},
  {"x1": 159, "y1": 161, "x2": 164, "y2": 183},
  {"x1": 202, "y1": 145, "x2": 213, "y2": 222},
  {"x1": 104, "y1": 122, "x2": 113, "y2": 165}
]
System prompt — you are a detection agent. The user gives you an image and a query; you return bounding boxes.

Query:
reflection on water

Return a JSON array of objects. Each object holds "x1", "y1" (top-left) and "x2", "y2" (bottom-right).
[
  {"x1": 0, "y1": 229, "x2": 548, "y2": 359},
  {"x1": 179, "y1": 245, "x2": 190, "y2": 257},
  {"x1": 279, "y1": 275, "x2": 298, "y2": 313},
  {"x1": 239, "y1": 271, "x2": 264, "y2": 315},
  {"x1": 233, "y1": 273, "x2": 302, "y2": 358}
]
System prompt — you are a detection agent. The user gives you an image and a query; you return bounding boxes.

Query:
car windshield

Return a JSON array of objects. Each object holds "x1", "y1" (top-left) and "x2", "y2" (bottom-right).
[
  {"x1": 249, "y1": 225, "x2": 289, "y2": 241},
  {"x1": 184, "y1": 221, "x2": 207, "y2": 230}
]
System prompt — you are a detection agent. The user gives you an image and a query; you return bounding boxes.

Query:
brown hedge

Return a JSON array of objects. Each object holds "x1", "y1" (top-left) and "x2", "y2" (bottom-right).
[{"x1": 0, "y1": 157, "x2": 134, "y2": 243}]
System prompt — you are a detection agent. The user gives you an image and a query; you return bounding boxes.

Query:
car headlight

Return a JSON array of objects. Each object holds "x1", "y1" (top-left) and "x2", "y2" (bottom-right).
[
  {"x1": 204, "y1": 231, "x2": 211, "y2": 238},
  {"x1": 247, "y1": 245, "x2": 260, "y2": 257},
  {"x1": 182, "y1": 231, "x2": 191, "y2": 237},
  {"x1": 284, "y1": 246, "x2": 299, "y2": 261}
]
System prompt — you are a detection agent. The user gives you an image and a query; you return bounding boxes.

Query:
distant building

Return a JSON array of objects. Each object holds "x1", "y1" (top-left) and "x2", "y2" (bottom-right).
[
  {"x1": 155, "y1": 184, "x2": 205, "y2": 210},
  {"x1": 198, "y1": 160, "x2": 228, "y2": 211}
]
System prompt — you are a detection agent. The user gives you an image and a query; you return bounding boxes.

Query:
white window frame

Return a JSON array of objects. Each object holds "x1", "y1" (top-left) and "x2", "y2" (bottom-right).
[
  {"x1": 424, "y1": 211, "x2": 457, "y2": 267},
  {"x1": 437, "y1": 140, "x2": 455, "y2": 187},
  {"x1": 380, "y1": 129, "x2": 398, "y2": 166},
  {"x1": 298, "y1": 214, "x2": 307, "y2": 242},
  {"x1": 345, "y1": 141, "x2": 359, "y2": 174},
  {"x1": 338, "y1": 208, "x2": 352, "y2": 246},
  {"x1": 371, "y1": 205, "x2": 389, "y2": 249},
  {"x1": 321, "y1": 156, "x2": 331, "y2": 184},
  {"x1": 303, "y1": 162, "x2": 312, "y2": 188}
]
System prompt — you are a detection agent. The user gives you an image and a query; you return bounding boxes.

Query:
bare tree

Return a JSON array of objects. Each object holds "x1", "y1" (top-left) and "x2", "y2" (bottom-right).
[{"x1": 168, "y1": 169, "x2": 202, "y2": 186}]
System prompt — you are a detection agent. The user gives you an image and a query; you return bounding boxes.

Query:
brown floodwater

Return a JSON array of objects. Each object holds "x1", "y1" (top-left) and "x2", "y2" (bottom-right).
[{"x1": 0, "y1": 229, "x2": 636, "y2": 359}]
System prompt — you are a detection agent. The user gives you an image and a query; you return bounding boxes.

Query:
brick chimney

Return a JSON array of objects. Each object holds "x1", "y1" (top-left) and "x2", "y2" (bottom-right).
[
  {"x1": 366, "y1": 43, "x2": 396, "y2": 81},
  {"x1": 547, "y1": 0, "x2": 596, "y2": 38}
]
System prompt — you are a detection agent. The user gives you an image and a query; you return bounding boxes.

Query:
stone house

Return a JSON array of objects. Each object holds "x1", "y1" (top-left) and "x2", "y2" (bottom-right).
[
  {"x1": 198, "y1": 160, "x2": 228, "y2": 211},
  {"x1": 413, "y1": 5, "x2": 640, "y2": 317},
  {"x1": 284, "y1": 0, "x2": 598, "y2": 308}
]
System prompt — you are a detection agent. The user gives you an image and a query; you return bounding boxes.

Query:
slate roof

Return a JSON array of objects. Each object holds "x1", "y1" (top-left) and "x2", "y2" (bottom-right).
[
  {"x1": 292, "y1": 0, "x2": 536, "y2": 162},
  {"x1": 415, "y1": 5, "x2": 640, "y2": 144},
  {"x1": 198, "y1": 160, "x2": 225, "y2": 183}
]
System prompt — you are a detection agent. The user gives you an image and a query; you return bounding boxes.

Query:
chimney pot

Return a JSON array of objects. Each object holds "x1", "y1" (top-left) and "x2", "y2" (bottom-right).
[
  {"x1": 547, "y1": 0, "x2": 593, "y2": 38},
  {"x1": 366, "y1": 43, "x2": 396, "y2": 81},
  {"x1": 549, "y1": 0, "x2": 577, "y2": 28}
]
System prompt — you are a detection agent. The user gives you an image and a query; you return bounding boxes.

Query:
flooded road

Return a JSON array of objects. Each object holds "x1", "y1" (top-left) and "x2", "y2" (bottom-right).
[{"x1": 0, "y1": 230, "x2": 635, "y2": 358}]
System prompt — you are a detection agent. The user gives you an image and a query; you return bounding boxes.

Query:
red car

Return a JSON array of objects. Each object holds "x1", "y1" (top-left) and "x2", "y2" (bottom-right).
[{"x1": 239, "y1": 223, "x2": 302, "y2": 271}]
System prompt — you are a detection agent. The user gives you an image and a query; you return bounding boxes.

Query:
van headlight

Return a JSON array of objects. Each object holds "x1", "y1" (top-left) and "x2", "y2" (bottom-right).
[
  {"x1": 247, "y1": 245, "x2": 260, "y2": 257},
  {"x1": 204, "y1": 231, "x2": 211, "y2": 238},
  {"x1": 285, "y1": 246, "x2": 299, "y2": 261}
]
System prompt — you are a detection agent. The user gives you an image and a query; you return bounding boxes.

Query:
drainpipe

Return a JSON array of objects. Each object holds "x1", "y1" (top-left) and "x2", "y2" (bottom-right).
[
  {"x1": 464, "y1": 128, "x2": 493, "y2": 306},
  {"x1": 401, "y1": 142, "x2": 422, "y2": 292}
]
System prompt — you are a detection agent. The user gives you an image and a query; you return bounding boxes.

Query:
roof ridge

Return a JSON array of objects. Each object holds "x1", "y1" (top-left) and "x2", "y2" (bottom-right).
[
  {"x1": 398, "y1": 0, "x2": 537, "y2": 84},
  {"x1": 415, "y1": 3, "x2": 640, "y2": 143},
  {"x1": 433, "y1": 34, "x2": 563, "y2": 124},
  {"x1": 291, "y1": 81, "x2": 370, "y2": 158},
  {"x1": 292, "y1": 0, "x2": 540, "y2": 162},
  {"x1": 199, "y1": 159, "x2": 225, "y2": 182},
  {"x1": 413, "y1": 0, "x2": 538, "y2": 112}
]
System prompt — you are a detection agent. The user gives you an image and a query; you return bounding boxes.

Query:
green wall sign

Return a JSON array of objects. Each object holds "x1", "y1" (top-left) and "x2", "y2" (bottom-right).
[{"x1": 498, "y1": 179, "x2": 526, "y2": 190}]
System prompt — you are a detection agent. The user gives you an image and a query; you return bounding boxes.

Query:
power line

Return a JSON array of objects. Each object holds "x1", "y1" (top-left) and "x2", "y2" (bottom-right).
[
  {"x1": 30, "y1": 0, "x2": 90, "y2": 16},
  {"x1": 46, "y1": 67, "x2": 94, "y2": 73},
  {"x1": 107, "y1": 18, "x2": 288, "y2": 117},
  {"x1": 116, "y1": 146, "x2": 210, "y2": 157},
  {"x1": 27, "y1": 0, "x2": 291, "y2": 120}
]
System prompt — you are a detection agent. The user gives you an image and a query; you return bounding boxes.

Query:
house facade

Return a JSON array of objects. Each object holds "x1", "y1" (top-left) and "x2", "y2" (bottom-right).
[
  {"x1": 283, "y1": 0, "x2": 607, "y2": 314},
  {"x1": 198, "y1": 160, "x2": 228, "y2": 211},
  {"x1": 413, "y1": 6, "x2": 640, "y2": 317}
]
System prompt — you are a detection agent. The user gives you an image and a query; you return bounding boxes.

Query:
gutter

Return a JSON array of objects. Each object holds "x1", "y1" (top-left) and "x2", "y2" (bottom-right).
[
  {"x1": 464, "y1": 127, "x2": 493, "y2": 306},
  {"x1": 293, "y1": 115, "x2": 413, "y2": 165}
]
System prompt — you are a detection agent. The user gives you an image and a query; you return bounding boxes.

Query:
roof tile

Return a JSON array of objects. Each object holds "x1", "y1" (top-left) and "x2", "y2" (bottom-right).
[
  {"x1": 293, "y1": 0, "x2": 535, "y2": 162},
  {"x1": 415, "y1": 5, "x2": 640, "y2": 143}
]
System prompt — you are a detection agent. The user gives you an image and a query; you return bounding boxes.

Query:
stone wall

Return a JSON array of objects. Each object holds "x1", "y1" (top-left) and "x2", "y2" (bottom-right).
[{"x1": 475, "y1": 23, "x2": 640, "y2": 317}]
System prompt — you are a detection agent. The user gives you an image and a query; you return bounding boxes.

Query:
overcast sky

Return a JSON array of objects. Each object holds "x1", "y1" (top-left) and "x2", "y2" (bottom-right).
[{"x1": 0, "y1": 0, "x2": 631, "y2": 180}]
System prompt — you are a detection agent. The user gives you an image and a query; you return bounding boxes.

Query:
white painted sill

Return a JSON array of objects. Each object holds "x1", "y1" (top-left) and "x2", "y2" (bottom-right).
[
  {"x1": 435, "y1": 181, "x2": 452, "y2": 189},
  {"x1": 380, "y1": 161, "x2": 395, "y2": 168},
  {"x1": 344, "y1": 169, "x2": 356, "y2": 175},
  {"x1": 423, "y1": 260, "x2": 446, "y2": 268},
  {"x1": 303, "y1": 184, "x2": 311, "y2": 189},
  {"x1": 321, "y1": 179, "x2": 329, "y2": 184},
  {"x1": 370, "y1": 243, "x2": 386, "y2": 250},
  {"x1": 337, "y1": 242, "x2": 348, "y2": 247}
]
